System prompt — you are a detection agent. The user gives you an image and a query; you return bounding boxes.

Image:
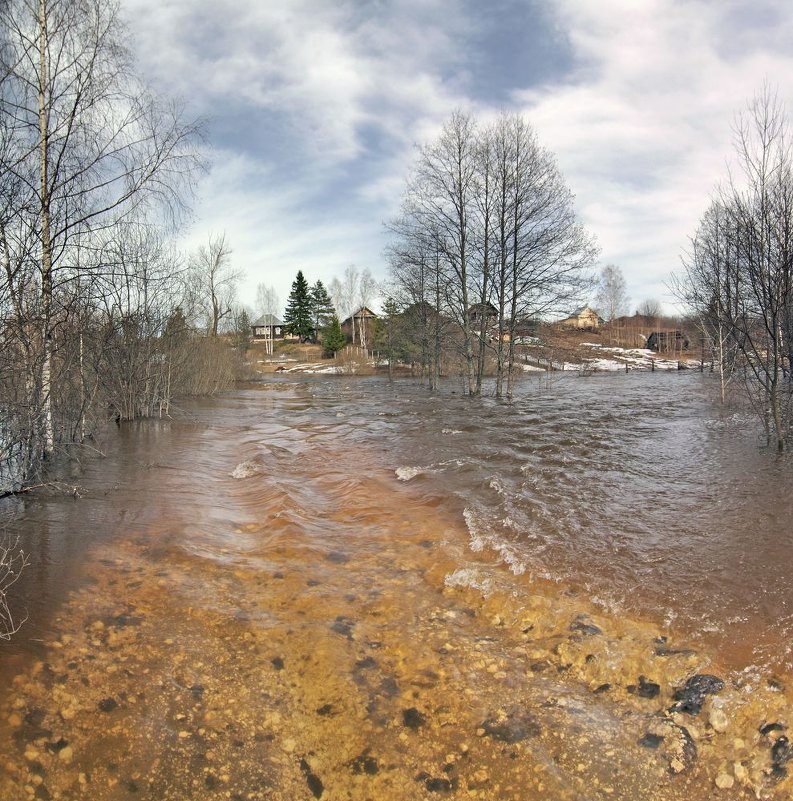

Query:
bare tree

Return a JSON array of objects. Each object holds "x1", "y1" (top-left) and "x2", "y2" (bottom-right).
[
  {"x1": 595, "y1": 264, "x2": 630, "y2": 321},
  {"x1": 636, "y1": 298, "x2": 663, "y2": 317},
  {"x1": 255, "y1": 283, "x2": 279, "y2": 355},
  {"x1": 678, "y1": 86, "x2": 793, "y2": 451},
  {"x1": 0, "y1": 0, "x2": 201, "y2": 473},
  {"x1": 190, "y1": 234, "x2": 242, "y2": 336}
]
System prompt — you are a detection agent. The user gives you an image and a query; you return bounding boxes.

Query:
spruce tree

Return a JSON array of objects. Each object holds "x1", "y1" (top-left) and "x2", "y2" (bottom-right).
[
  {"x1": 322, "y1": 315, "x2": 346, "y2": 356},
  {"x1": 309, "y1": 281, "x2": 336, "y2": 337},
  {"x1": 283, "y1": 271, "x2": 313, "y2": 341}
]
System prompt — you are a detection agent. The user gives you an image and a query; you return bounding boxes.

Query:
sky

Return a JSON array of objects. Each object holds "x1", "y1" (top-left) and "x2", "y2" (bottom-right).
[{"x1": 121, "y1": 0, "x2": 793, "y2": 317}]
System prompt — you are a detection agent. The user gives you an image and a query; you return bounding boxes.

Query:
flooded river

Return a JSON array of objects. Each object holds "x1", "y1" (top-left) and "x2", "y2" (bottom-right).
[{"x1": 1, "y1": 372, "x2": 792, "y2": 800}]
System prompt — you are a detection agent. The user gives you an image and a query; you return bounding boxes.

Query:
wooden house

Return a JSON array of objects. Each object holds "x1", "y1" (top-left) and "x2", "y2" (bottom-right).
[
  {"x1": 251, "y1": 314, "x2": 286, "y2": 342},
  {"x1": 559, "y1": 306, "x2": 603, "y2": 330},
  {"x1": 341, "y1": 307, "x2": 378, "y2": 348}
]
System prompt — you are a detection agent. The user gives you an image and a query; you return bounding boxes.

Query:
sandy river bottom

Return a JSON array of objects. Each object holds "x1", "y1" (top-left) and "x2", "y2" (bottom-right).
[{"x1": 1, "y1": 420, "x2": 792, "y2": 801}]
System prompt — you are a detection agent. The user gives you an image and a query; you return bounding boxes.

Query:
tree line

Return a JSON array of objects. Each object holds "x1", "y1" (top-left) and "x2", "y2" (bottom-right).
[
  {"x1": 676, "y1": 88, "x2": 793, "y2": 452},
  {"x1": 0, "y1": 0, "x2": 242, "y2": 498},
  {"x1": 386, "y1": 110, "x2": 598, "y2": 397}
]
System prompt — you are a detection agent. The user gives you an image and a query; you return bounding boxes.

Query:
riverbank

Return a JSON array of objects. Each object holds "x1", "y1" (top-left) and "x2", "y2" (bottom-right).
[{"x1": 1, "y1": 377, "x2": 790, "y2": 800}]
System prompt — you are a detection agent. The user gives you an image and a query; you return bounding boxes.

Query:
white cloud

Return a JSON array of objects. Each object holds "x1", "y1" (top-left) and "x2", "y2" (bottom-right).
[{"x1": 121, "y1": 0, "x2": 793, "y2": 315}]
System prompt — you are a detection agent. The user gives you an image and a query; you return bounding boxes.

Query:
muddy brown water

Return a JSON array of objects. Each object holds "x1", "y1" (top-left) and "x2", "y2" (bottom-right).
[{"x1": 1, "y1": 372, "x2": 793, "y2": 800}]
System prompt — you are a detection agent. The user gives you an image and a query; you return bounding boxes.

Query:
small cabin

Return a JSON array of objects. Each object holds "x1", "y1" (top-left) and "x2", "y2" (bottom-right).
[{"x1": 251, "y1": 314, "x2": 285, "y2": 341}]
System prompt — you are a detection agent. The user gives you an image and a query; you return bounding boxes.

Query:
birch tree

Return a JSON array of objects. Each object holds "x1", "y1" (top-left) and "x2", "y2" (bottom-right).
[
  {"x1": 0, "y1": 0, "x2": 200, "y2": 471},
  {"x1": 595, "y1": 264, "x2": 629, "y2": 321},
  {"x1": 255, "y1": 282, "x2": 279, "y2": 355}
]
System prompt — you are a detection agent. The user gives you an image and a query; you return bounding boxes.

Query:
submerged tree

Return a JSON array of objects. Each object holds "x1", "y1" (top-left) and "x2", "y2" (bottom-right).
[
  {"x1": 0, "y1": 0, "x2": 201, "y2": 476},
  {"x1": 389, "y1": 110, "x2": 597, "y2": 396},
  {"x1": 678, "y1": 87, "x2": 793, "y2": 451}
]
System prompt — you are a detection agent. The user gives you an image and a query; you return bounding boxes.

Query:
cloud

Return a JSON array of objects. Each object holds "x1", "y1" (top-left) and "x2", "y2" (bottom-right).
[{"x1": 121, "y1": 0, "x2": 793, "y2": 315}]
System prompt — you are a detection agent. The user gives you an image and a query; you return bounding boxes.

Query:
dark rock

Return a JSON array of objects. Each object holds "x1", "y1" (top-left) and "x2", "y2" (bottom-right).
[
  {"x1": 126, "y1": 779, "x2": 139, "y2": 793},
  {"x1": 425, "y1": 777, "x2": 454, "y2": 793},
  {"x1": 593, "y1": 683, "x2": 611, "y2": 694},
  {"x1": 654, "y1": 644, "x2": 696, "y2": 657},
  {"x1": 772, "y1": 736, "x2": 793, "y2": 769},
  {"x1": 46, "y1": 738, "x2": 69, "y2": 754},
  {"x1": 271, "y1": 657, "x2": 284, "y2": 671},
  {"x1": 760, "y1": 722, "x2": 787, "y2": 736},
  {"x1": 300, "y1": 758, "x2": 324, "y2": 799},
  {"x1": 350, "y1": 753, "x2": 379, "y2": 775},
  {"x1": 402, "y1": 707, "x2": 426, "y2": 729},
  {"x1": 34, "y1": 786, "x2": 51, "y2": 801},
  {"x1": 330, "y1": 617, "x2": 354, "y2": 638},
  {"x1": 191, "y1": 684, "x2": 205, "y2": 699},
  {"x1": 316, "y1": 704, "x2": 334, "y2": 717},
  {"x1": 669, "y1": 674, "x2": 724, "y2": 715},
  {"x1": 628, "y1": 676, "x2": 661, "y2": 699},
  {"x1": 481, "y1": 709, "x2": 541, "y2": 743},
  {"x1": 325, "y1": 551, "x2": 349, "y2": 564},
  {"x1": 679, "y1": 725, "x2": 698, "y2": 765},
  {"x1": 768, "y1": 676, "x2": 786, "y2": 691},
  {"x1": 205, "y1": 774, "x2": 219, "y2": 790},
  {"x1": 638, "y1": 733, "x2": 664, "y2": 749},
  {"x1": 379, "y1": 677, "x2": 399, "y2": 697},
  {"x1": 98, "y1": 697, "x2": 118, "y2": 713},
  {"x1": 569, "y1": 616, "x2": 602, "y2": 636},
  {"x1": 355, "y1": 656, "x2": 377, "y2": 671}
]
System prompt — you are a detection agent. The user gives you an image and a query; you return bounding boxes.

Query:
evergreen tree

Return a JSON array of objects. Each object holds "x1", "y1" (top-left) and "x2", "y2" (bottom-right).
[
  {"x1": 309, "y1": 281, "x2": 336, "y2": 337},
  {"x1": 322, "y1": 315, "x2": 346, "y2": 356},
  {"x1": 283, "y1": 271, "x2": 313, "y2": 341},
  {"x1": 377, "y1": 297, "x2": 402, "y2": 381},
  {"x1": 232, "y1": 307, "x2": 252, "y2": 354}
]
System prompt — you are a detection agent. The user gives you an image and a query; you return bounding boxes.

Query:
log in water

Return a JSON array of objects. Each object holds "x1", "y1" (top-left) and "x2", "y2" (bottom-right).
[{"x1": 0, "y1": 372, "x2": 791, "y2": 800}]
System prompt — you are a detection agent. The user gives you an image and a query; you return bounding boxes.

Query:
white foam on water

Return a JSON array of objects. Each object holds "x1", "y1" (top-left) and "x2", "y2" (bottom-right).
[
  {"x1": 231, "y1": 461, "x2": 260, "y2": 479},
  {"x1": 442, "y1": 428, "x2": 464, "y2": 435},
  {"x1": 396, "y1": 466, "x2": 424, "y2": 481}
]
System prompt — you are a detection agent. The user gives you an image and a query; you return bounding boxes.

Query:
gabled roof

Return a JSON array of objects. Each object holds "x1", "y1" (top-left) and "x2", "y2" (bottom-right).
[
  {"x1": 341, "y1": 307, "x2": 377, "y2": 325},
  {"x1": 252, "y1": 314, "x2": 283, "y2": 327}
]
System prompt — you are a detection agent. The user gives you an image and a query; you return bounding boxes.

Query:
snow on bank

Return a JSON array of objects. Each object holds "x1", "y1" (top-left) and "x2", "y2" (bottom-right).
[{"x1": 564, "y1": 343, "x2": 689, "y2": 372}]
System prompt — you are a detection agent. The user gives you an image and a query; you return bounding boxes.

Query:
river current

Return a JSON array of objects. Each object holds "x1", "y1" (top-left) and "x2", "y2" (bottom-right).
[{"x1": 1, "y1": 371, "x2": 791, "y2": 800}]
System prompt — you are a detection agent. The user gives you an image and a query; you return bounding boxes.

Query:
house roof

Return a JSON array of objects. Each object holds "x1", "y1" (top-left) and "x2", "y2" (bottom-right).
[
  {"x1": 252, "y1": 314, "x2": 283, "y2": 327},
  {"x1": 341, "y1": 307, "x2": 377, "y2": 325}
]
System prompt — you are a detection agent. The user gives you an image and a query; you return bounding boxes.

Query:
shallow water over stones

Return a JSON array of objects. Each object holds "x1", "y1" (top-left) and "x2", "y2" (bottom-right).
[{"x1": 1, "y1": 374, "x2": 792, "y2": 799}]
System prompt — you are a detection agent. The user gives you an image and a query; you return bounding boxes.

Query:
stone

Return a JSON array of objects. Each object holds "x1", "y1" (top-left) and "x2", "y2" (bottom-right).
[
  {"x1": 402, "y1": 708, "x2": 426, "y2": 729},
  {"x1": 709, "y1": 708, "x2": 729, "y2": 733},
  {"x1": 58, "y1": 746, "x2": 74, "y2": 764},
  {"x1": 669, "y1": 674, "x2": 724, "y2": 715},
  {"x1": 715, "y1": 772, "x2": 734, "y2": 789}
]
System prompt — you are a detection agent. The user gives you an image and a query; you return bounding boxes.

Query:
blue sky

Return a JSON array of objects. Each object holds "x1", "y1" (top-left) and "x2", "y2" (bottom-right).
[{"x1": 122, "y1": 0, "x2": 793, "y2": 316}]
